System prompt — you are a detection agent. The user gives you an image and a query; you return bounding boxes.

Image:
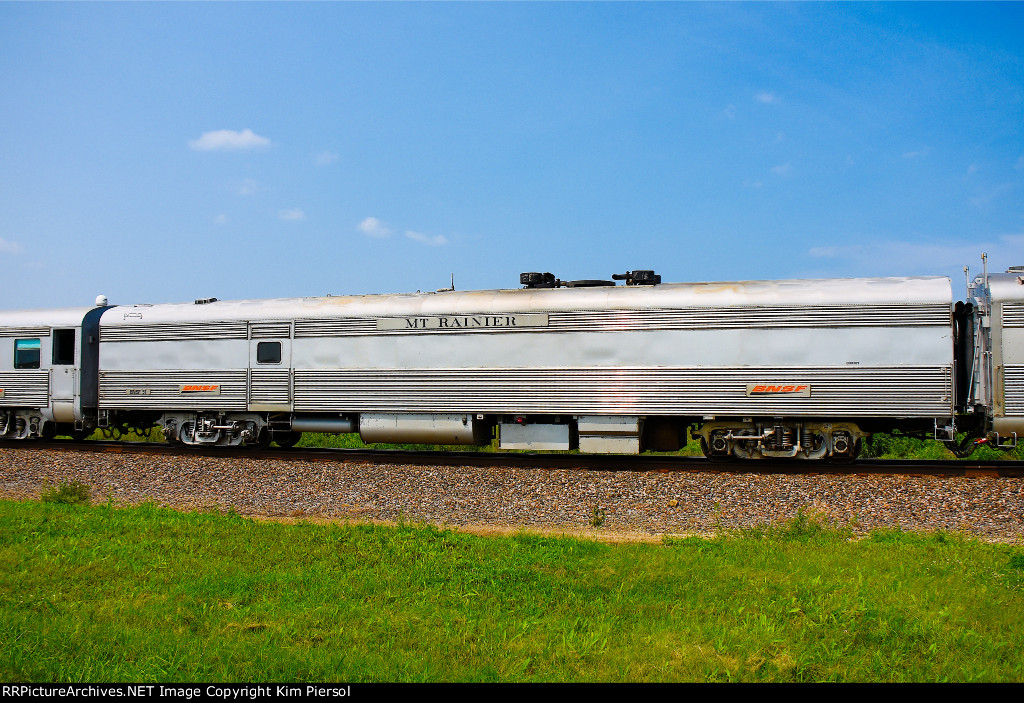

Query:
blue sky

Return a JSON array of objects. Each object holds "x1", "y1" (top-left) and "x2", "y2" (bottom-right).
[{"x1": 1, "y1": 2, "x2": 1022, "y2": 308}]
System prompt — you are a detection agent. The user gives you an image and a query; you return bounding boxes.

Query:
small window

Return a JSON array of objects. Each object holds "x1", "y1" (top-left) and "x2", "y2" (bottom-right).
[
  {"x1": 257, "y1": 341, "x2": 282, "y2": 364},
  {"x1": 52, "y1": 329, "x2": 76, "y2": 365},
  {"x1": 14, "y1": 339, "x2": 41, "y2": 369}
]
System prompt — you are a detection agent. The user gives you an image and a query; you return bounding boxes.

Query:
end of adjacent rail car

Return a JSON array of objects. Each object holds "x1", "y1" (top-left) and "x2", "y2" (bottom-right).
[
  {"x1": 0, "y1": 304, "x2": 110, "y2": 439},
  {"x1": 967, "y1": 266, "x2": 1024, "y2": 451}
]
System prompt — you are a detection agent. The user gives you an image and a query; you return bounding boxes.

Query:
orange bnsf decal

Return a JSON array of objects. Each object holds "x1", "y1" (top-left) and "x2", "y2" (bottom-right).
[
  {"x1": 745, "y1": 384, "x2": 811, "y2": 397},
  {"x1": 179, "y1": 384, "x2": 221, "y2": 395}
]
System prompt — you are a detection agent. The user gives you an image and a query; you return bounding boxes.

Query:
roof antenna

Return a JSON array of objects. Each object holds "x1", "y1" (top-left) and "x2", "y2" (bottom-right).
[{"x1": 437, "y1": 273, "x2": 455, "y2": 293}]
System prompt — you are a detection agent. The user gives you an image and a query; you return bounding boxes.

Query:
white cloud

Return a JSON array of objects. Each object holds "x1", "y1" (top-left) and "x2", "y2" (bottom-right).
[
  {"x1": 358, "y1": 217, "x2": 448, "y2": 245},
  {"x1": 806, "y1": 246, "x2": 842, "y2": 258},
  {"x1": 315, "y1": 151, "x2": 339, "y2": 166},
  {"x1": 901, "y1": 147, "x2": 931, "y2": 159},
  {"x1": 1015, "y1": 155, "x2": 1024, "y2": 170},
  {"x1": 722, "y1": 104, "x2": 736, "y2": 120},
  {"x1": 279, "y1": 208, "x2": 305, "y2": 221},
  {"x1": 213, "y1": 214, "x2": 228, "y2": 225},
  {"x1": 970, "y1": 183, "x2": 1015, "y2": 209},
  {"x1": 770, "y1": 162, "x2": 792, "y2": 177},
  {"x1": 358, "y1": 217, "x2": 392, "y2": 238},
  {"x1": 742, "y1": 179, "x2": 763, "y2": 188},
  {"x1": 405, "y1": 230, "x2": 448, "y2": 246},
  {"x1": 967, "y1": 164, "x2": 979, "y2": 174},
  {"x1": 754, "y1": 91, "x2": 778, "y2": 104},
  {"x1": 189, "y1": 128, "x2": 271, "y2": 151},
  {"x1": 808, "y1": 233, "x2": 1024, "y2": 274},
  {"x1": 236, "y1": 179, "x2": 260, "y2": 196},
  {"x1": 0, "y1": 237, "x2": 23, "y2": 255}
]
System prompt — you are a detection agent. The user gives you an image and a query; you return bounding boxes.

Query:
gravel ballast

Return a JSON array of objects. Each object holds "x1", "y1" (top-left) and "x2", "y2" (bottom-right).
[{"x1": 1, "y1": 447, "x2": 1022, "y2": 542}]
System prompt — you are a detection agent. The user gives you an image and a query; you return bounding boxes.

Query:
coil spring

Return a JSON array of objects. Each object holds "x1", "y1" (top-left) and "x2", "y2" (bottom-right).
[{"x1": 770, "y1": 425, "x2": 795, "y2": 450}]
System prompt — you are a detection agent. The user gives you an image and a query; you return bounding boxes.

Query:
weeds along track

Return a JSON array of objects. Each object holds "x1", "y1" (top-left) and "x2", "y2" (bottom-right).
[
  {"x1": 2, "y1": 441, "x2": 1024, "y2": 540},
  {"x1": 2, "y1": 439, "x2": 1023, "y2": 477}
]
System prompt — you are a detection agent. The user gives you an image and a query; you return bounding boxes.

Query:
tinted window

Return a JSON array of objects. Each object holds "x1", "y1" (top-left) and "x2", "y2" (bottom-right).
[
  {"x1": 257, "y1": 341, "x2": 282, "y2": 364},
  {"x1": 53, "y1": 329, "x2": 76, "y2": 365},
  {"x1": 14, "y1": 339, "x2": 41, "y2": 369}
]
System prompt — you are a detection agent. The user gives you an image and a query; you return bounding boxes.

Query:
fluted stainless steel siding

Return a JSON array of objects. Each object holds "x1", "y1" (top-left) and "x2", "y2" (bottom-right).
[
  {"x1": 293, "y1": 365, "x2": 951, "y2": 416},
  {"x1": 99, "y1": 370, "x2": 247, "y2": 410},
  {"x1": 292, "y1": 303, "x2": 950, "y2": 338},
  {"x1": 1006, "y1": 365, "x2": 1024, "y2": 415},
  {"x1": 250, "y1": 369, "x2": 291, "y2": 405},
  {"x1": 1003, "y1": 304, "x2": 1024, "y2": 328},
  {"x1": 101, "y1": 322, "x2": 248, "y2": 342},
  {"x1": 249, "y1": 322, "x2": 292, "y2": 338},
  {"x1": 0, "y1": 371, "x2": 49, "y2": 407},
  {"x1": 0, "y1": 327, "x2": 50, "y2": 338}
]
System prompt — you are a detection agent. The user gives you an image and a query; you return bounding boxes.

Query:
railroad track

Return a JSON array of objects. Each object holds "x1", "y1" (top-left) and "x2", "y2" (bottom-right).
[{"x1": 3, "y1": 439, "x2": 1022, "y2": 477}]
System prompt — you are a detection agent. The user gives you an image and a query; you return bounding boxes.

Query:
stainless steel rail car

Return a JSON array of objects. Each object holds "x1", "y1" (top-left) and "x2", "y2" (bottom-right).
[
  {"x1": 93, "y1": 273, "x2": 954, "y2": 460},
  {"x1": 2, "y1": 268, "x2": 1020, "y2": 459},
  {"x1": 0, "y1": 305, "x2": 107, "y2": 439},
  {"x1": 967, "y1": 266, "x2": 1024, "y2": 447}
]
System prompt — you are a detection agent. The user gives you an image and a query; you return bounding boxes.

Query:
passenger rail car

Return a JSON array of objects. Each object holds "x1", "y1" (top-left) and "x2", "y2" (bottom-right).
[
  {"x1": 2, "y1": 268, "x2": 1022, "y2": 460},
  {"x1": 969, "y1": 267, "x2": 1024, "y2": 444},
  {"x1": 0, "y1": 306, "x2": 105, "y2": 440}
]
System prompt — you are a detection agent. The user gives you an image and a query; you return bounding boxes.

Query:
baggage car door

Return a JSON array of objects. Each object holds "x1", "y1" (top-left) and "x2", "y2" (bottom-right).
[
  {"x1": 248, "y1": 322, "x2": 292, "y2": 412},
  {"x1": 49, "y1": 328, "x2": 79, "y2": 422}
]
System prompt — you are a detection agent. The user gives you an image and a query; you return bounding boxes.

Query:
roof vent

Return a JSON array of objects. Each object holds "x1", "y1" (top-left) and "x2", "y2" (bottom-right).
[
  {"x1": 564, "y1": 279, "x2": 615, "y2": 288},
  {"x1": 520, "y1": 272, "x2": 561, "y2": 289},
  {"x1": 94, "y1": 295, "x2": 108, "y2": 307},
  {"x1": 612, "y1": 270, "x2": 661, "y2": 286},
  {"x1": 194, "y1": 297, "x2": 219, "y2": 305}
]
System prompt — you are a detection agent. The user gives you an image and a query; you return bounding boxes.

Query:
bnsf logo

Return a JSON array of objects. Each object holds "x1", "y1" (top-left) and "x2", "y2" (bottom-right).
[
  {"x1": 746, "y1": 384, "x2": 811, "y2": 396},
  {"x1": 180, "y1": 384, "x2": 220, "y2": 393},
  {"x1": 750, "y1": 385, "x2": 808, "y2": 393}
]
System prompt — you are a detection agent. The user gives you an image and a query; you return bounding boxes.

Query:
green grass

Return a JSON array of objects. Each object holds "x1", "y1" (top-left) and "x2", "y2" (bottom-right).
[
  {"x1": 295, "y1": 431, "x2": 497, "y2": 452},
  {"x1": 861, "y1": 433, "x2": 1023, "y2": 461},
  {"x1": 39, "y1": 480, "x2": 92, "y2": 506},
  {"x1": 1, "y1": 500, "x2": 1022, "y2": 682}
]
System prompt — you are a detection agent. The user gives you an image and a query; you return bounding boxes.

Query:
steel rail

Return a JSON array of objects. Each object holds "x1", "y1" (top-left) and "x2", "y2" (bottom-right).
[{"x1": 2, "y1": 439, "x2": 1022, "y2": 477}]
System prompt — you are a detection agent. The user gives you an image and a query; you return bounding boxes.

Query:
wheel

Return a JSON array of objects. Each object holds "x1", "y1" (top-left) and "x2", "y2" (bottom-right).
[
  {"x1": 252, "y1": 428, "x2": 273, "y2": 448},
  {"x1": 828, "y1": 440, "x2": 862, "y2": 464},
  {"x1": 176, "y1": 420, "x2": 196, "y2": 445},
  {"x1": 273, "y1": 431, "x2": 302, "y2": 448},
  {"x1": 700, "y1": 437, "x2": 730, "y2": 462}
]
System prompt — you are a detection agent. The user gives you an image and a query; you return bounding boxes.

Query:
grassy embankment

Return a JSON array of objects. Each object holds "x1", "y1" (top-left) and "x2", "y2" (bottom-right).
[{"x1": 1, "y1": 494, "x2": 1022, "y2": 682}]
